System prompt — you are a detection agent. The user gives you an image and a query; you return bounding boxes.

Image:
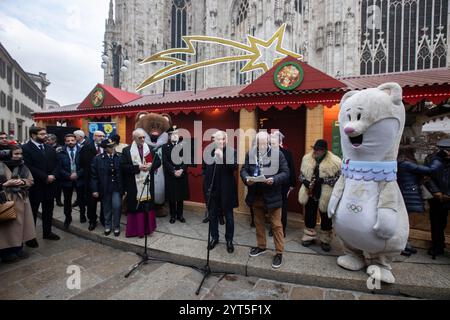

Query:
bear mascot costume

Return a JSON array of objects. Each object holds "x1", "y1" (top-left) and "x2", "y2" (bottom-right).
[
  {"x1": 328, "y1": 82, "x2": 409, "y2": 284},
  {"x1": 135, "y1": 112, "x2": 170, "y2": 217}
]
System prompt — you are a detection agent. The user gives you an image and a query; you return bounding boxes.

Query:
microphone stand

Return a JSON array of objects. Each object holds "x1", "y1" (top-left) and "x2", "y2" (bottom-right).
[
  {"x1": 196, "y1": 157, "x2": 218, "y2": 295},
  {"x1": 125, "y1": 171, "x2": 158, "y2": 278}
]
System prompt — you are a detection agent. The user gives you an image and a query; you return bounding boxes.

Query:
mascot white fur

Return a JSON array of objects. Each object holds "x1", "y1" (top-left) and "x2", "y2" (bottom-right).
[{"x1": 328, "y1": 82, "x2": 409, "y2": 284}]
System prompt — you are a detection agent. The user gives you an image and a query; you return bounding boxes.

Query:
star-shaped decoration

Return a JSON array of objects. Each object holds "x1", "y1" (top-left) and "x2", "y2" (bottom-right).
[{"x1": 240, "y1": 24, "x2": 302, "y2": 73}]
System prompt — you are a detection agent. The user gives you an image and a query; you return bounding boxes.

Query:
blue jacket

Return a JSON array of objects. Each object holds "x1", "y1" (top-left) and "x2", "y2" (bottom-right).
[
  {"x1": 90, "y1": 152, "x2": 124, "y2": 196},
  {"x1": 57, "y1": 146, "x2": 84, "y2": 188},
  {"x1": 398, "y1": 159, "x2": 441, "y2": 213}
]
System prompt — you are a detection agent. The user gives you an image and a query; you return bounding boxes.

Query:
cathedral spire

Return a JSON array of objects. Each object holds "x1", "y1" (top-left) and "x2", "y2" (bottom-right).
[{"x1": 108, "y1": 0, "x2": 114, "y2": 22}]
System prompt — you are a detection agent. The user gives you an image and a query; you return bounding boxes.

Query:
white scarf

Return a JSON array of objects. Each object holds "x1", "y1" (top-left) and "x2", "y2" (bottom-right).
[{"x1": 130, "y1": 141, "x2": 151, "y2": 201}]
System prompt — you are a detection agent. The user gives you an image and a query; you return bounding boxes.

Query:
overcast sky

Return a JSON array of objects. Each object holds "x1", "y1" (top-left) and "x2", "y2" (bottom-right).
[{"x1": 0, "y1": 0, "x2": 110, "y2": 106}]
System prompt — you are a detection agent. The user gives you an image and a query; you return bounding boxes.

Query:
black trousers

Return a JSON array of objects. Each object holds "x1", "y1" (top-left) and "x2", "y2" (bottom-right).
[
  {"x1": 86, "y1": 187, "x2": 104, "y2": 225},
  {"x1": 55, "y1": 180, "x2": 62, "y2": 203},
  {"x1": 429, "y1": 199, "x2": 449, "y2": 250},
  {"x1": 169, "y1": 200, "x2": 184, "y2": 219},
  {"x1": 30, "y1": 197, "x2": 54, "y2": 237},
  {"x1": 304, "y1": 198, "x2": 332, "y2": 231},
  {"x1": 63, "y1": 185, "x2": 86, "y2": 221}
]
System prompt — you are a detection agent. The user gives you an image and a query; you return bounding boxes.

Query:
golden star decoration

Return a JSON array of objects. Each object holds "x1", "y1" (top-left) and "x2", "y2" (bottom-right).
[{"x1": 136, "y1": 24, "x2": 302, "y2": 91}]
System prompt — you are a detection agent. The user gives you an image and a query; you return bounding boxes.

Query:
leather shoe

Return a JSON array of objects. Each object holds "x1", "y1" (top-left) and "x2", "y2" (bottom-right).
[
  {"x1": 226, "y1": 241, "x2": 234, "y2": 253},
  {"x1": 169, "y1": 218, "x2": 176, "y2": 224},
  {"x1": 43, "y1": 233, "x2": 60, "y2": 241},
  {"x1": 25, "y1": 239, "x2": 39, "y2": 248},
  {"x1": 88, "y1": 222, "x2": 97, "y2": 231},
  {"x1": 208, "y1": 239, "x2": 219, "y2": 250},
  {"x1": 80, "y1": 215, "x2": 87, "y2": 224},
  {"x1": 177, "y1": 217, "x2": 186, "y2": 223},
  {"x1": 63, "y1": 219, "x2": 71, "y2": 229}
]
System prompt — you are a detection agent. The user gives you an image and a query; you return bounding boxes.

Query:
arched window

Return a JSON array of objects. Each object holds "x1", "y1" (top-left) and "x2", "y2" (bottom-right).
[
  {"x1": 360, "y1": 0, "x2": 448, "y2": 74},
  {"x1": 170, "y1": 0, "x2": 188, "y2": 91},
  {"x1": 232, "y1": 0, "x2": 250, "y2": 85}
]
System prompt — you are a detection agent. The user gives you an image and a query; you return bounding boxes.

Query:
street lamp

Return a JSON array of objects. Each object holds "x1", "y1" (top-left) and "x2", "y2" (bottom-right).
[{"x1": 101, "y1": 41, "x2": 130, "y2": 88}]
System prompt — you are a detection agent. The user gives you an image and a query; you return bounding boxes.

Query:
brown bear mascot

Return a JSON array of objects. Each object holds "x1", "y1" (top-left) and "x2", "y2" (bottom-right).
[{"x1": 135, "y1": 112, "x2": 170, "y2": 217}]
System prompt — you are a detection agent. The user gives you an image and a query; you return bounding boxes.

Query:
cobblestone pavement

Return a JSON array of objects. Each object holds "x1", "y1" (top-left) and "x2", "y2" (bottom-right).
[{"x1": 0, "y1": 221, "x2": 415, "y2": 300}]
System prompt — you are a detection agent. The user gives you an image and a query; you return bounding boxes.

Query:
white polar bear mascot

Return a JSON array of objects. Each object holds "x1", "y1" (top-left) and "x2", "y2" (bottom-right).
[{"x1": 328, "y1": 82, "x2": 409, "y2": 284}]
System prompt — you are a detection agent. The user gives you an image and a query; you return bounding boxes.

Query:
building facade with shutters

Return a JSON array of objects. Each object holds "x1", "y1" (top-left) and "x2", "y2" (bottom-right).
[{"x1": 0, "y1": 42, "x2": 48, "y2": 142}]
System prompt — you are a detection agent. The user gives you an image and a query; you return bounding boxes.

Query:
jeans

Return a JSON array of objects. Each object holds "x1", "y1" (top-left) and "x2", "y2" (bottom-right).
[
  {"x1": 210, "y1": 199, "x2": 234, "y2": 242},
  {"x1": 102, "y1": 191, "x2": 122, "y2": 230}
]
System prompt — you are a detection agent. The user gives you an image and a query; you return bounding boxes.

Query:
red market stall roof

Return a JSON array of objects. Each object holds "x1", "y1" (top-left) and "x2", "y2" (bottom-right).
[
  {"x1": 34, "y1": 61, "x2": 450, "y2": 120},
  {"x1": 77, "y1": 83, "x2": 141, "y2": 109},
  {"x1": 340, "y1": 68, "x2": 450, "y2": 105}
]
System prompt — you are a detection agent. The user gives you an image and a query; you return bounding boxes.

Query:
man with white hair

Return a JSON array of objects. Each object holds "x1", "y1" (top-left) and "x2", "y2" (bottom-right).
[
  {"x1": 241, "y1": 131, "x2": 289, "y2": 268},
  {"x1": 202, "y1": 130, "x2": 238, "y2": 253},
  {"x1": 121, "y1": 128, "x2": 161, "y2": 237},
  {"x1": 74, "y1": 130, "x2": 88, "y2": 149}
]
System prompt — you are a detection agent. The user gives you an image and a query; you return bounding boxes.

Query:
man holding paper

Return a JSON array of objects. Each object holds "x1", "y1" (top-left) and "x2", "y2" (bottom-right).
[{"x1": 240, "y1": 131, "x2": 289, "y2": 269}]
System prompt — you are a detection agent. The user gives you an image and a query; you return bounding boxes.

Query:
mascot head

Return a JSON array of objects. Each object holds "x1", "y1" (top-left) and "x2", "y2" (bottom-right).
[
  {"x1": 339, "y1": 82, "x2": 405, "y2": 162},
  {"x1": 135, "y1": 112, "x2": 170, "y2": 147}
]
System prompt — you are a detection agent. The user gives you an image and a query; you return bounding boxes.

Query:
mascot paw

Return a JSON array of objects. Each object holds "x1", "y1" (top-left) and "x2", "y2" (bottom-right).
[
  {"x1": 337, "y1": 255, "x2": 366, "y2": 271},
  {"x1": 373, "y1": 208, "x2": 397, "y2": 240},
  {"x1": 367, "y1": 265, "x2": 395, "y2": 284},
  {"x1": 327, "y1": 195, "x2": 339, "y2": 219}
]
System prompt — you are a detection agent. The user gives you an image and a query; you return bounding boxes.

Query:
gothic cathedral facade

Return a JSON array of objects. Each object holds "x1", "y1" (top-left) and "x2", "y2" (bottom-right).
[{"x1": 103, "y1": 0, "x2": 449, "y2": 95}]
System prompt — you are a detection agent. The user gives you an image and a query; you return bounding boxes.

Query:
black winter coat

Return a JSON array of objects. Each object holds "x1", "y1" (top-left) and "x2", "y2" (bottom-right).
[
  {"x1": 162, "y1": 142, "x2": 190, "y2": 202},
  {"x1": 22, "y1": 140, "x2": 58, "y2": 201},
  {"x1": 397, "y1": 160, "x2": 438, "y2": 213},
  {"x1": 280, "y1": 147, "x2": 296, "y2": 194},
  {"x1": 202, "y1": 147, "x2": 239, "y2": 210},
  {"x1": 425, "y1": 151, "x2": 450, "y2": 209},
  {"x1": 240, "y1": 148, "x2": 289, "y2": 209}
]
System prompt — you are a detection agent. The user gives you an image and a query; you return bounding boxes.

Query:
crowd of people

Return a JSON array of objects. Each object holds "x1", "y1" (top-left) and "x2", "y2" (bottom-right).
[{"x1": 0, "y1": 127, "x2": 449, "y2": 267}]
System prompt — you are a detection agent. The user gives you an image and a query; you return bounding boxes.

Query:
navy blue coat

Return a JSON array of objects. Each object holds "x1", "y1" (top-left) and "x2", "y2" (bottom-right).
[
  {"x1": 90, "y1": 152, "x2": 124, "y2": 196},
  {"x1": 425, "y1": 151, "x2": 450, "y2": 209},
  {"x1": 57, "y1": 146, "x2": 84, "y2": 188},
  {"x1": 397, "y1": 160, "x2": 438, "y2": 213}
]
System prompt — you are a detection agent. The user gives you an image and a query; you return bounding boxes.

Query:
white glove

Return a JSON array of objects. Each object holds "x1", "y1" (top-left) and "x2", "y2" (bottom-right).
[
  {"x1": 373, "y1": 208, "x2": 397, "y2": 240},
  {"x1": 327, "y1": 194, "x2": 340, "y2": 219}
]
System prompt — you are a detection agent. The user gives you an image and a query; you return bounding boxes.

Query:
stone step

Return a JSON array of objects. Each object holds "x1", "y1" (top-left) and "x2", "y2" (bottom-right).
[{"x1": 48, "y1": 210, "x2": 450, "y2": 300}]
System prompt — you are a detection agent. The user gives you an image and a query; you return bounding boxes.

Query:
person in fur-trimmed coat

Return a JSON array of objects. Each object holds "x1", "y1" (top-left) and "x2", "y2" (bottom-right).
[{"x1": 298, "y1": 139, "x2": 341, "y2": 252}]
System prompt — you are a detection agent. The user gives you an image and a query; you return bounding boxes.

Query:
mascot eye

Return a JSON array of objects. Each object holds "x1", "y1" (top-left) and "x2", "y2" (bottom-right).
[
  {"x1": 357, "y1": 113, "x2": 361, "y2": 120},
  {"x1": 347, "y1": 115, "x2": 351, "y2": 121}
]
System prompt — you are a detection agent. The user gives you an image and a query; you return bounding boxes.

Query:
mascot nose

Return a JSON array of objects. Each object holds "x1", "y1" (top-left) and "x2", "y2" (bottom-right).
[{"x1": 344, "y1": 127, "x2": 355, "y2": 134}]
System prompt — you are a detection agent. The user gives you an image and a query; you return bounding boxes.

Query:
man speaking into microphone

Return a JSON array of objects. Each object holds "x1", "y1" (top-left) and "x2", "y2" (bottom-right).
[{"x1": 202, "y1": 130, "x2": 238, "y2": 254}]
